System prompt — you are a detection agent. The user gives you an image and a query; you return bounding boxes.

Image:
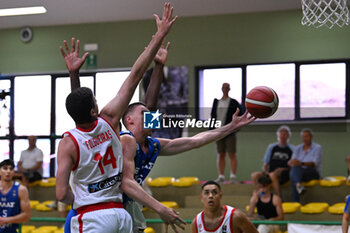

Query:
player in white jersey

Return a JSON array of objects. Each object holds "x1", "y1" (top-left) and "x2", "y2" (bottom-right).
[
  {"x1": 56, "y1": 3, "x2": 183, "y2": 233},
  {"x1": 191, "y1": 181, "x2": 258, "y2": 233}
]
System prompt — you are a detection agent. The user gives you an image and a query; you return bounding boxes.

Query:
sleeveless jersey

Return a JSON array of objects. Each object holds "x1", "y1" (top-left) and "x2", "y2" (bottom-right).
[
  {"x1": 195, "y1": 205, "x2": 235, "y2": 233},
  {"x1": 257, "y1": 194, "x2": 278, "y2": 219},
  {"x1": 268, "y1": 144, "x2": 293, "y2": 172},
  {"x1": 120, "y1": 130, "x2": 160, "y2": 203},
  {"x1": 64, "y1": 117, "x2": 123, "y2": 209},
  {"x1": 0, "y1": 181, "x2": 21, "y2": 233}
]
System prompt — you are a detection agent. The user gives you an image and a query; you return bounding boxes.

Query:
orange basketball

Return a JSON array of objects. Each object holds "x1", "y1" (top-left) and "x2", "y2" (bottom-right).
[{"x1": 245, "y1": 86, "x2": 279, "y2": 118}]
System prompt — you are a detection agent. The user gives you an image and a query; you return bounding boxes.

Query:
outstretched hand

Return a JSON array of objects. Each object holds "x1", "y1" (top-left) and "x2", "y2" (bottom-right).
[
  {"x1": 60, "y1": 38, "x2": 88, "y2": 73},
  {"x1": 154, "y1": 42, "x2": 170, "y2": 65},
  {"x1": 160, "y1": 207, "x2": 186, "y2": 233},
  {"x1": 154, "y1": 2, "x2": 178, "y2": 37},
  {"x1": 230, "y1": 109, "x2": 256, "y2": 131}
]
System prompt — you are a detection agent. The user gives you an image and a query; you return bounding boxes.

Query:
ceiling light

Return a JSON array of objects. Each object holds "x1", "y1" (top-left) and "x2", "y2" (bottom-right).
[{"x1": 0, "y1": 6, "x2": 46, "y2": 17}]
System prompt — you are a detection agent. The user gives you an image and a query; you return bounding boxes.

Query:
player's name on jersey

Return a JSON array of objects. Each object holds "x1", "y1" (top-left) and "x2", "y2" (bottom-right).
[{"x1": 84, "y1": 130, "x2": 113, "y2": 150}]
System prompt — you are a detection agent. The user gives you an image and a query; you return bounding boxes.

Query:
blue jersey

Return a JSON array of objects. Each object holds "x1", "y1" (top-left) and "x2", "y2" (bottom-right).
[
  {"x1": 345, "y1": 195, "x2": 350, "y2": 215},
  {"x1": 120, "y1": 131, "x2": 160, "y2": 203},
  {"x1": 0, "y1": 182, "x2": 21, "y2": 233}
]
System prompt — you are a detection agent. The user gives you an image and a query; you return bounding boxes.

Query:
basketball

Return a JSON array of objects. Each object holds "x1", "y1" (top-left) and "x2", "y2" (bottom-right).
[{"x1": 245, "y1": 86, "x2": 279, "y2": 118}]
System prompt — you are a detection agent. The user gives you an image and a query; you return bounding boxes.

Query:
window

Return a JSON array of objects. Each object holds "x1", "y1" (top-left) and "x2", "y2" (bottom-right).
[
  {"x1": 300, "y1": 63, "x2": 346, "y2": 118},
  {"x1": 14, "y1": 75, "x2": 51, "y2": 135},
  {"x1": 14, "y1": 139, "x2": 51, "y2": 177},
  {"x1": 0, "y1": 79, "x2": 11, "y2": 136},
  {"x1": 198, "y1": 68, "x2": 242, "y2": 120},
  {"x1": 247, "y1": 64, "x2": 295, "y2": 121},
  {"x1": 197, "y1": 60, "x2": 348, "y2": 121},
  {"x1": 0, "y1": 140, "x2": 9, "y2": 161},
  {"x1": 96, "y1": 71, "x2": 137, "y2": 111},
  {"x1": 55, "y1": 76, "x2": 94, "y2": 135}
]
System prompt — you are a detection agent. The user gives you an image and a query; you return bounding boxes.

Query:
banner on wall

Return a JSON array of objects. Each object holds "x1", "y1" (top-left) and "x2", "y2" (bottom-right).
[{"x1": 288, "y1": 224, "x2": 344, "y2": 233}]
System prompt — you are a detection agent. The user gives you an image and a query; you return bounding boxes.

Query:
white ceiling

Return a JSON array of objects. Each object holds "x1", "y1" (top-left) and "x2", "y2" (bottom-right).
[{"x1": 0, "y1": 0, "x2": 302, "y2": 29}]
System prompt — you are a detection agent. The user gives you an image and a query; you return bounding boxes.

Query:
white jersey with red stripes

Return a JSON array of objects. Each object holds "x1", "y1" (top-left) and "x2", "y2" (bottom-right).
[
  {"x1": 195, "y1": 205, "x2": 235, "y2": 233},
  {"x1": 64, "y1": 117, "x2": 123, "y2": 209}
]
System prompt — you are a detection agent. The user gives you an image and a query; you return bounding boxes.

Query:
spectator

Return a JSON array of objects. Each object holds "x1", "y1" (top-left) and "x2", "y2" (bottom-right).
[
  {"x1": 191, "y1": 180, "x2": 258, "y2": 233},
  {"x1": 0, "y1": 159, "x2": 31, "y2": 233},
  {"x1": 251, "y1": 125, "x2": 294, "y2": 197},
  {"x1": 288, "y1": 128, "x2": 322, "y2": 202},
  {"x1": 17, "y1": 136, "x2": 43, "y2": 186},
  {"x1": 211, "y1": 83, "x2": 244, "y2": 184},
  {"x1": 248, "y1": 173, "x2": 283, "y2": 233},
  {"x1": 342, "y1": 195, "x2": 350, "y2": 233}
]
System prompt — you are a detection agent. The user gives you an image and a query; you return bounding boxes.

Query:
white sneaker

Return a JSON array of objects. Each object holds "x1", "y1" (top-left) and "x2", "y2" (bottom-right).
[
  {"x1": 296, "y1": 184, "x2": 306, "y2": 195},
  {"x1": 229, "y1": 176, "x2": 240, "y2": 184},
  {"x1": 214, "y1": 176, "x2": 225, "y2": 184}
]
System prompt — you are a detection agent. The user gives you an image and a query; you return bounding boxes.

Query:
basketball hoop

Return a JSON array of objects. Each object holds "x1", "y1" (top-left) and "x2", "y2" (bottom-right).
[{"x1": 301, "y1": 0, "x2": 350, "y2": 28}]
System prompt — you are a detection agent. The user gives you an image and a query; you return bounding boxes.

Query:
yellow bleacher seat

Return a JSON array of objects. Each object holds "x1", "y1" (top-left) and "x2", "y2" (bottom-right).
[
  {"x1": 29, "y1": 180, "x2": 42, "y2": 187},
  {"x1": 147, "y1": 177, "x2": 175, "y2": 187},
  {"x1": 21, "y1": 225, "x2": 36, "y2": 233},
  {"x1": 65, "y1": 204, "x2": 72, "y2": 211},
  {"x1": 172, "y1": 177, "x2": 200, "y2": 187},
  {"x1": 40, "y1": 178, "x2": 56, "y2": 187},
  {"x1": 346, "y1": 180, "x2": 350, "y2": 186},
  {"x1": 302, "y1": 179, "x2": 319, "y2": 187},
  {"x1": 30, "y1": 200, "x2": 40, "y2": 209},
  {"x1": 328, "y1": 203, "x2": 346, "y2": 214},
  {"x1": 35, "y1": 200, "x2": 55, "y2": 211},
  {"x1": 300, "y1": 202, "x2": 329, "y2": 214},
  {"x1": 144, "y1": 227, "x2": 156, "y2": 233},
  {"x1": 245, "y1": 205, "x2": 257, "y2": 213},
  {"x1": 37, "y1": 226, "x2": 59, "y2": 233},
  {"x1": 53, "y1": 229, "x2": 64, "y2": 233},
  {"x1": 320, "y1": 176, "x2": 346, "y2": 187},
  {"x1": 282, "y1": 202, "x2": 301, "y2": 213},
  {"x1": 160, "y1": 201, "x2": 179, "y2": 209}
]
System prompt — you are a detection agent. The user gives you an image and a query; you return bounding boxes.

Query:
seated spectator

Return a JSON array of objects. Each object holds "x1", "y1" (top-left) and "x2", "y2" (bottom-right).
[
  {"x1": 288, "y1": 128, "x2": 322, "y2": 202},
  {"x1": 16, "y1": 136, "x2": 43, "y2": 186},
  {"x1": 248, "y1": 174, "x2": 283, "y2": 233},
  {"x1": 251, "y1": 125, "x2": 294, "y2": 197}
]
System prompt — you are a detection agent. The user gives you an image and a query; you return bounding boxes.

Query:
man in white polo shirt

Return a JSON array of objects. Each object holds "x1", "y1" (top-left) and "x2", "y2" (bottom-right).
[{"x1": 17, "y1": 135, "x2": 43, "y2": 186}]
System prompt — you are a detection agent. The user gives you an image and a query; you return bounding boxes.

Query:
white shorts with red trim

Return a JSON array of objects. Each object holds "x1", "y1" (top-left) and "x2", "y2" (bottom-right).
[{"x1": 71, "y1": 207, "x2": 132, "y2": 233}]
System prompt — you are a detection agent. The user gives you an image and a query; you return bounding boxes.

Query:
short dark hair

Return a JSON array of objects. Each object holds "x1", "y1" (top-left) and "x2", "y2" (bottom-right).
[
  {"x1": 66, "y1": 87, "x2": 95, "y2": 124},
  {"x1": 122, "y1": 102, "x2": 147, "y2": 128},
  {"x1": 201, "y1": 180, "x2": 221, "y2": 191},
  {"x1": 0, "y1": 159, "x2": 14, "y2": 168},
  {"x1": 257, "y1": 173, "x2": 272, "y2": 187}
]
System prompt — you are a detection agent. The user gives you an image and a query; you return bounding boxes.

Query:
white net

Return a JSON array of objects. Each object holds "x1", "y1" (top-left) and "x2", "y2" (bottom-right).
[{"x1": 301, "y1": 0, "x2": 350, "y2": 28}]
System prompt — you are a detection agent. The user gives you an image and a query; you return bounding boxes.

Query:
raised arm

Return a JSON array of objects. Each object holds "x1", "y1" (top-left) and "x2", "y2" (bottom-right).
[
  {"x1": 120, "y1": 134, "x2": 185, "y2": 232},
  {"x1": 100, "y1": 3, "x2": 178, "y2": 130},
  {"x1": 144, "y1": 42, "x2": 170, "y2": 111},
  {"x1": 0, "y1": 185, "x2": 30, "y2": 226},
  {"x1": 60, "y1": 38, "x2": 89, "y2": 91},
  {"x1": 159, "y1": 110, "x2": 255, "y2": 155}
]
